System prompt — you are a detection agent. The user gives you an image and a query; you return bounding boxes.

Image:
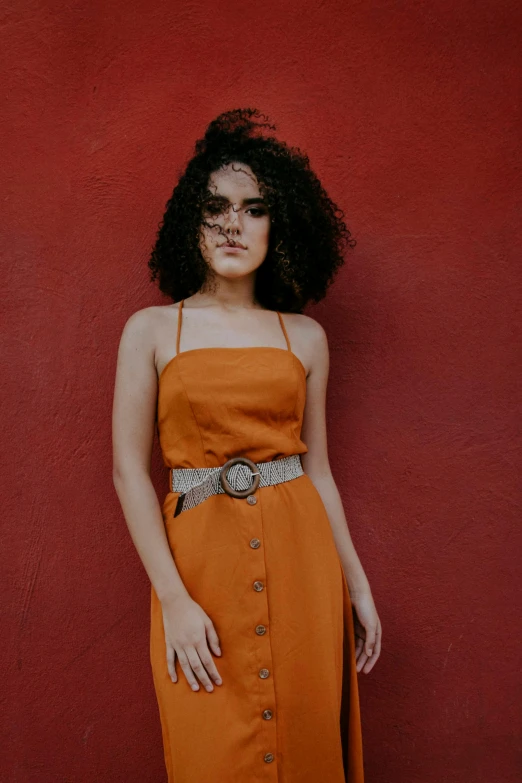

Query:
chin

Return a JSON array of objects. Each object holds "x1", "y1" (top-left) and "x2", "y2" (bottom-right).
[{"x1": 211, "y1": 259, "x2": 261, "y2": 277}]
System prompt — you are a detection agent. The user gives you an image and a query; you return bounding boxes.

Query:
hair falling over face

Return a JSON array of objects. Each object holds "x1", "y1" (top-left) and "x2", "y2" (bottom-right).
[{"x1": 148, "y1": 108, "x2": 356, "y2": 312}]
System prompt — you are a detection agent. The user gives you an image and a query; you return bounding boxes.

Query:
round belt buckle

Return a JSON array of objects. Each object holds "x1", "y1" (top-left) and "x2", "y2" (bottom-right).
[{"x1": 219, "y1": 456, "x2": 261, "y2": 498}]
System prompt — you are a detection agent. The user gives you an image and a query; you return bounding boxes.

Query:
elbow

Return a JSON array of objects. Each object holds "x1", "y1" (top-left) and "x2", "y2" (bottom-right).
[
  {"x1": 112, "y1": 465, "x2": 125, "y2": 492},
  {"x1": 112, "y1": 460, "x2": 131, "y2": 490},
  {"x1": 112, "y1": 460, "x2": 150, "y2": 489}
]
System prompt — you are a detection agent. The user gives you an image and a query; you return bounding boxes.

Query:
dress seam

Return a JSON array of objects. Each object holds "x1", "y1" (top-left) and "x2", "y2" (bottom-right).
[
  {"x1": 175, "y1": 359, "x2": 210, "y2": 468},
  {"x1": 291, "y1": 355, "x2": 304, "y2": 447}
]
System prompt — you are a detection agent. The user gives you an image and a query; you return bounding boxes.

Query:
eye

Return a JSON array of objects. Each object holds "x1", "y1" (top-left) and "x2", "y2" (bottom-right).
[
  {"x1": 202, "y1": 197, "x2": 231, "y2": 217},
  {"x1": 202, "y1": 201, "x2": 223, "y2": 216},
  {"x1": 246, "y1": 207, "x2": 268, "y2": 217}
]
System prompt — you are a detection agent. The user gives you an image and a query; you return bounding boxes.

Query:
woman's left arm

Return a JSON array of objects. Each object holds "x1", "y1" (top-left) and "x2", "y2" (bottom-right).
[{"x1": 299, "y1": 317, "x2": 382, "y2": 674}]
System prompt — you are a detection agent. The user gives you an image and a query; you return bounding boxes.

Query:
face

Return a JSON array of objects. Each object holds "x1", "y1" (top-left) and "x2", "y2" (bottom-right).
[{"x1": 198, "y1": 162, "x2": 271, "y2": 280}]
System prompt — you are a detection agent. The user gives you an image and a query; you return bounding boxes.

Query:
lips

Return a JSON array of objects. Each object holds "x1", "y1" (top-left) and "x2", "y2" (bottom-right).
[{"x1": 220, "y1": 242, "x2": 246, "y2": 249}]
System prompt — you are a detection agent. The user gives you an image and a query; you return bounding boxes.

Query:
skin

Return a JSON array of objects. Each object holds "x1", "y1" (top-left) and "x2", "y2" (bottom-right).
[{"x1": 112, "y1": 162, "x2": 382, "y2": 696}]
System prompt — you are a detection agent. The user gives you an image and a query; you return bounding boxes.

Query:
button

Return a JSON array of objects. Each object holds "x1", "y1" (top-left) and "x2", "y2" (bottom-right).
[
  {"x1": 262, "y1": 709, "x2": 273, "y2": 720},
  {"x1": 253, "y1": 580, "x2": 264, "y2": 591},
  {"x1": 255, "y1": 624, "x2": 267, "y2": 635},
  {"x1": 264, "y1": 753, "x2": 275, "y2": 763},
  {"x1": 259, "y1": 668, "x2": 270, "y2": 678},
  {"x1": 249, "y1": 538, "x2": 261, "y2": 549},
  {"x1": 247, "y1": 495, "x2": 257, "y2": 505}
]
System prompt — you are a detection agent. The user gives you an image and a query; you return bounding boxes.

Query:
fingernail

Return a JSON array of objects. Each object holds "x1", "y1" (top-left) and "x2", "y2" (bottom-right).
[
  {"x1": 216, "y1": 647, "x2": 221, "y2": 655},
  {"x1": 216, "y1": 678, "x2": 222, "y2": 685},
  {"x1": 368, "y1": 649, "x2": 373, "y2": 656},
  {"x1": 192, "y1": 684, "x2": 199, "y2": 691}
]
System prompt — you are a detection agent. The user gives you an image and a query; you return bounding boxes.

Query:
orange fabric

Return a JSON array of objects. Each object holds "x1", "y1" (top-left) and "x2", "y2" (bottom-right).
[{"x1": 151, "y1": 299, "x2": 364, "y2": 782}]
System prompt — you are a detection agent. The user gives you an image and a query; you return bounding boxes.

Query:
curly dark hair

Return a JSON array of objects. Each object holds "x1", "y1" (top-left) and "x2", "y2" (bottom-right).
[{"x1": 148, "y1": 108, "x2": 356, "y2": 313}]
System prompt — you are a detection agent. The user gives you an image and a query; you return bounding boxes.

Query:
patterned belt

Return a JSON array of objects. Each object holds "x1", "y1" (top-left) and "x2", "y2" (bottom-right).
[{"x1": 170, "y1": 454, "x2": 304, "y2": 517}]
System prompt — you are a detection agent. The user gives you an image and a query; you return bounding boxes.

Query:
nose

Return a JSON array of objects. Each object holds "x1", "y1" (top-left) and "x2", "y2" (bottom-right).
[{"x1": 224, "y1": 204, "x2": 241, "y2": 234}]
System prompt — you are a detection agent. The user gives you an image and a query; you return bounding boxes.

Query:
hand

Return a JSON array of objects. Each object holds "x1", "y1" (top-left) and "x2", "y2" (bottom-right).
[
  {"x1": 161, "y1": 593, "x2": 223, "y2": 692},
  {"x1": 351, "y1": 591, "x2": 382, "y2": 674}
]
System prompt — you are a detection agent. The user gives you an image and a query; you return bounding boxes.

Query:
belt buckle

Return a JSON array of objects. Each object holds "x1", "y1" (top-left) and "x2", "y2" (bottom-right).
[{"x1": 219, "y1": 456, "x2": 261, "y2": 498}]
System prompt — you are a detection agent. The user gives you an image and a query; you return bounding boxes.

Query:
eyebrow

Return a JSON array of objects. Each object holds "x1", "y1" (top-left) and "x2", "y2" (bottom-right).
[{"x1": 204, "y1": 194, "x2": 266, "y2": 205}]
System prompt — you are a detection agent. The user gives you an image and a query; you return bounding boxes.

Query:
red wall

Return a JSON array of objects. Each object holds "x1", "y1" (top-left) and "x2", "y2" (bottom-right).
[{"x1": 2, "y1": 1, "x2": 520, "y2": 781}]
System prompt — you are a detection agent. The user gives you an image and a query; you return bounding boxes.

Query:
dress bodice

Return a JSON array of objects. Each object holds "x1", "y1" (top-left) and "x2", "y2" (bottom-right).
[{"x1": 156, "y1": 300, "x2": 308, "y2": 469}]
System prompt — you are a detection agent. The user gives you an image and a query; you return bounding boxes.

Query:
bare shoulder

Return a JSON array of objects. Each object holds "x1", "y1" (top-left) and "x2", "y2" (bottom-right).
[
  {"x1": 281, "y1": 311, "x2": 328, "y2": 348},
  {"x1": 280, "y1": 311, "x2": 329, "y2": 375},
  {"x1": 119, "y1": 303, "x2": 177, "y2": 343},
  {"x1": 117, "y1": 304, "x2": 179, "y2": 368}
]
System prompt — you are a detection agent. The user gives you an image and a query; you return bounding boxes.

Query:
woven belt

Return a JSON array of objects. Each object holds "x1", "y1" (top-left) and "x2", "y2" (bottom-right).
[{"x1": 170, "y1": 454, "x2": 304, "y2": 517}]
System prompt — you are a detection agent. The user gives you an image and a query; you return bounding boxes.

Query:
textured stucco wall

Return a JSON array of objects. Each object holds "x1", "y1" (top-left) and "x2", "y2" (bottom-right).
[{"x1": 2, "y1": 1, "x2": 521, "y2": 781}]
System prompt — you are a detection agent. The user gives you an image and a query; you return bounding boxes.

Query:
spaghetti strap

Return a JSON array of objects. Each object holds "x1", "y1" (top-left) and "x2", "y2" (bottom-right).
[
  {"x1": 176, "y1": 299, "x2": 184, "y2": 355},
  {"x1": 276, "y1": 311, "x2": 292, "y2": 351}
]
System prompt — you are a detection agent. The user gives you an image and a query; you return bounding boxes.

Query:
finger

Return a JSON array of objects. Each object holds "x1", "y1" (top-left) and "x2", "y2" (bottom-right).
[
  {"x1": 356, "y1": 651, "x2": 369, "y2": 673},
  {"x1": 185, "y1": 646, "x2": 214, "y2": 692},
  {"x1": 363, "y1": 648, "x2": 380, "y2": 673},
  {"x1": 363, "y1": 624, "x2": 382, "y2": 673},
  {"x1": 365, "y1": 626, "x2": 378, "y2": 658},
  {"x1": 205, "y1": 619, "x2": 222, "y2": 657},
  {"x1": 176, "y1": 648, "x2": 200, "y2": 692},
  {"x1": 374, "y1": 622, "x2": 382, "y2": 656},
  {"x1": 354, "y1": 635, "x2": 365, "y2": 660},
  {"x1": 196, "y1": 641, "x2": 223, "y2": 686},
  {"x1": 166, "y1": 644, "x2": 177, "y2": 683}
]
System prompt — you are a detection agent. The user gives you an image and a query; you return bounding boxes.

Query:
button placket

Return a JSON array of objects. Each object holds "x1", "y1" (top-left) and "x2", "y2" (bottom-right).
[{"x1": 246, "y1": 495, "x2": 277, "y2": 774}]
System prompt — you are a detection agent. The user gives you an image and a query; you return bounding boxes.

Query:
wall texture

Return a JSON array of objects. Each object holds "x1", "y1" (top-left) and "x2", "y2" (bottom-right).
[{"x1": 2, "y1": 1, "x2": 521, "y2": 781}]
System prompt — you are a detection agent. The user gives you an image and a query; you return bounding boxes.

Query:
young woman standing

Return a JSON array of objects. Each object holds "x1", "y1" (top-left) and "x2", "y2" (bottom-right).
[{"x1": 112, "y1": 109, "x2": 381, "y2": 782}]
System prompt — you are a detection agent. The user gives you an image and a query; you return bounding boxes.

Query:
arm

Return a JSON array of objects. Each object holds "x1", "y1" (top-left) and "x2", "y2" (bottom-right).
[
  {"x1": 112, "y1": 308, "x2": 223, "y2": 692},
  {"x1": 112, "y1": 308, "x2": 188, "y2": 604},
  {"x1": 299, "y1": 318, "x2": 382, "y2": 673}
]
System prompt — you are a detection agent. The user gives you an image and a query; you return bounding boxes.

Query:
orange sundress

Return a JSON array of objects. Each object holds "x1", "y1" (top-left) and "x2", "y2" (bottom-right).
[{"x1": 150, "y1": 298, "x2": 364, "y2": 782}]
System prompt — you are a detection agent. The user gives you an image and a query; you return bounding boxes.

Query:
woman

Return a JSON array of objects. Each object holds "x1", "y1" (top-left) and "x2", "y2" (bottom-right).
[{"x1": 112, "y1": 108, "x2": 381, "y2": 783}]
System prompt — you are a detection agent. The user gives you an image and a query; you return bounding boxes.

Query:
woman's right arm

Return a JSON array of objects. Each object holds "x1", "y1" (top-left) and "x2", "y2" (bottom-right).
[{"x1": 111, "y1": 308, "x2": 222, "y2": 693}]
